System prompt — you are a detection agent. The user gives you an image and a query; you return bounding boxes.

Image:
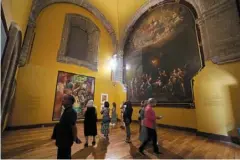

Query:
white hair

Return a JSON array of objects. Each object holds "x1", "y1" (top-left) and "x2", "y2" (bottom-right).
[
  {"x1": 86, "y1": 100, "x2": 94, "y2": 107},
  {"x1": 147, "y1": 98, "x2": 157, "y2": 105}
]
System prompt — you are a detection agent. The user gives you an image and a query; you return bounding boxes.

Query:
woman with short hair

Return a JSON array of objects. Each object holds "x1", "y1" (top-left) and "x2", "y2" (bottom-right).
[{"x1": 84, "y1": 100, "x2": 97, "y2": 147}]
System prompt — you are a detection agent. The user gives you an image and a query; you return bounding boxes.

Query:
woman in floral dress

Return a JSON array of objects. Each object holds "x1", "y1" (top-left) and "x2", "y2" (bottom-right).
[{"x1": 101, "y1": 101, "x2": 110, "y2": 139}]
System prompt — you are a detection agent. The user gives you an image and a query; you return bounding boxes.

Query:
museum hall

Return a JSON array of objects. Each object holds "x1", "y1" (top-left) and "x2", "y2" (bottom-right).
[{"x1": 1, "y1": 0, "x2": 240, "y2": 159}]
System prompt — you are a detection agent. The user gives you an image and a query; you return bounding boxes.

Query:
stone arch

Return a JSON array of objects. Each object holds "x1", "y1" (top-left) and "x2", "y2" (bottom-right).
[
  {"x1": 19, "y1": 0, "x2": 117, "y2": 66},
  {"x1": 119, "y1": 0, "x2": 202, "y2": 53}
]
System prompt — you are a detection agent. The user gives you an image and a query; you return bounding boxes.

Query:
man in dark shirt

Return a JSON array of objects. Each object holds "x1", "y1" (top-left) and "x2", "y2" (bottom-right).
[
  {"x1": 55, "y1": 94, "x2": 80, "y2": 159},
  {"x1": 123, "y1": 101, "x2": 133, "y2": 143}
]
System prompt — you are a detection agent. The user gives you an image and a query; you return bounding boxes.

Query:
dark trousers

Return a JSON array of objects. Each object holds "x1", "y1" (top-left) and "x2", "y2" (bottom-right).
[
  {"x1": 57, "y1": 147, "x2": 71, "y2": 159},
  {"x1": 139, "y1": 127, "x2": 159, "y2": 152},
  {"x1": 125, "y1": 123, "x2": 131, "y2": 140},
  {"x1": 139, "y1": 120, "x2": 142, "y2": 133}
]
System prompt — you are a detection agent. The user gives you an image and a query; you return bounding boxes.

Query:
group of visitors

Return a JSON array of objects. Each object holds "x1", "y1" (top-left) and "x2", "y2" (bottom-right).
[{"x1": 52, "y1": 94, "x2": 162, "y2": 159}]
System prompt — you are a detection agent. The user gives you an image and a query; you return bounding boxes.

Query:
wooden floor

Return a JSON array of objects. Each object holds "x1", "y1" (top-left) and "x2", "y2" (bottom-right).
[{"x1": 2, "y1": 123, "x2": 240, "y2": 159}]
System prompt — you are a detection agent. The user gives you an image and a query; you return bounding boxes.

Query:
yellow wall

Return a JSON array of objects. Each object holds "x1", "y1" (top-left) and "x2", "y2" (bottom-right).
[
  {"x1": 194, "y1": 61, "x2": 240, "y2": 136},
  {"x1": 132, "y1": 107, "x2": 196, "y2": 129},
  {"x1": 117, "y1": 0, "x2": 146, "y2": 40},
  {"x1": 4, "y1": 0, "x2": 240, "y2": 137},
  {"x1": 8, "y1": 4, "x2": 125, "y2": 127},
  {"x1": 2, "y1": 0, "x2": 32, "y2": 36}
]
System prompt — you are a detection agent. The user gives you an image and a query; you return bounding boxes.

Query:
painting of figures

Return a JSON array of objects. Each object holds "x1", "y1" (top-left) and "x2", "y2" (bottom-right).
[
  {"x1": 53, "y1": 71, "x2": 95, "y2": 120},
  {"x1": 124, "y1": 3, "x2": 203, "y2": 105}
]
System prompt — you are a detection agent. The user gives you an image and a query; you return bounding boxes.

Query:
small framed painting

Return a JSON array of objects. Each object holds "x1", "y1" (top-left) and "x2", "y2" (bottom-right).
[{"x1": 101, "y1": 93, "x2": 108, "y2": 104}]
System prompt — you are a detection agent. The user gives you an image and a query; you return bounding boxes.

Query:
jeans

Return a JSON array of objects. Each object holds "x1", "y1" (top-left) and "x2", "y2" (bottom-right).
[
  {"x1": 139, "y1": 127, "x2": 159, "y2": 152},
  {"x1": 57, "y1": 147, "x2": 71, "y2": 159},
  {"x1": 125, "y1": 124, "x2": 131, "y2": 140}
]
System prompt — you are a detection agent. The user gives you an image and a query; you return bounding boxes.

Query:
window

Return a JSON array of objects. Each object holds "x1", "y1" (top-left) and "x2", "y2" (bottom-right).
[
  {"x1": 66, "y1": 27, "x2": 88, "y2": 61},
  {"x1": 57, "y1": 14, "x2": 100, "y2": 71}
]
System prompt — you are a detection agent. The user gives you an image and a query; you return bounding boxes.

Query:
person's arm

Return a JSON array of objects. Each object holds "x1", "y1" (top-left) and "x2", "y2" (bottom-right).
[
  {"x1": 72, "y1": 124, "x2": 78, "y2": 141},
  {"x1": 100, "y1": 108, "x2": 104, "y2": 114},
  {"x1": 71, "y1": 111, "x2": 78, "y2": 142},
  {"x1": 123, "y1": 107, "x2": 128, "y2": 119}
]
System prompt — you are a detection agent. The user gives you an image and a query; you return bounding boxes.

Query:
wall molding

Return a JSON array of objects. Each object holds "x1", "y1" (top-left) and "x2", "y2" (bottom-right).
[{"x1": 19, "y1": 0, "x2": 117, "y2": 67}]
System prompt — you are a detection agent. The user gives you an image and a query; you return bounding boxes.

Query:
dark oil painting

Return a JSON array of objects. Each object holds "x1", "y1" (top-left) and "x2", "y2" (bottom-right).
[{"x1": 124, "y1": 3, "x2": 203, "y2": 105}]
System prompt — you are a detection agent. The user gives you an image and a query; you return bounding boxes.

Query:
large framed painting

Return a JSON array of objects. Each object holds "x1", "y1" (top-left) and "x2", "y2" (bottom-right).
[
  {"x1": 52, "y1": 71, "x2": 95, "y2": 120},
  {"x1": 124, "y1": 3, "x2": 204, "y2": 107}
]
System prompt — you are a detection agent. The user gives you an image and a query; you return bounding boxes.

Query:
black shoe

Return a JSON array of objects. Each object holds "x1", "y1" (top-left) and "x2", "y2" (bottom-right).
[
  {"x1": 84, "y1": 143, "x2": 88, "y2": 147},
  {"x1": 138, "y1": 148, "x2": 145, "y2": 155},
  {"x1": 154, "y1": 151, "x2": 162, "y2": 155},
  {"x1": 92, "y1": 141, "x2": 96, "y2": 146}
]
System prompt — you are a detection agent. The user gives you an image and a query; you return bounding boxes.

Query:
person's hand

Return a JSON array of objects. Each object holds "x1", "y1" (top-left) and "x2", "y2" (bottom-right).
[{"x1": 157, "y1": 116, "x2": 163, "y2": 119}]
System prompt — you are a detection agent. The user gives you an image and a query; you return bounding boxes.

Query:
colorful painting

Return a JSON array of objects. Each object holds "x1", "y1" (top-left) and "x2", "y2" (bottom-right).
[
  {"x1": 124, "y1": 3, "x2": 203, "y2": 105},
  {"x1": 53, "y1": 71, "x2": 95, "y2": 120}
]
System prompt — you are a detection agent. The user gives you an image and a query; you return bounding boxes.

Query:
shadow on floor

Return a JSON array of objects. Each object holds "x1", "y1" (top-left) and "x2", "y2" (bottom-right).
[
  {"x1": 128, "y1": 143, "x2": 151, "y2": 159},
  {"x1": 72, "y1": 137, "x2": 110, "y2": 159},
  {"x1": 72, "y1": 146, "x2": 94, "y2": 159}
]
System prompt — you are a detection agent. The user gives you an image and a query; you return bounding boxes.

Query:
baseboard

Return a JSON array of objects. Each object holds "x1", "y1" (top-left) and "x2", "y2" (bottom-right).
[
  {"x1": 4, "y1": 120, "x2": 240, "y2": 145},
  {"x1": 157, "y1": 123, "x2": 197, "y2": 133},
  {"x1": 5, "y1": 123, "x2": 57, "y2": 131},
  {"x1": 196, "y1": 131, "x2": 240, "y2": 145},
  {"x1": 5, "y1": 121, "x2": 84, "y2": 131}
]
